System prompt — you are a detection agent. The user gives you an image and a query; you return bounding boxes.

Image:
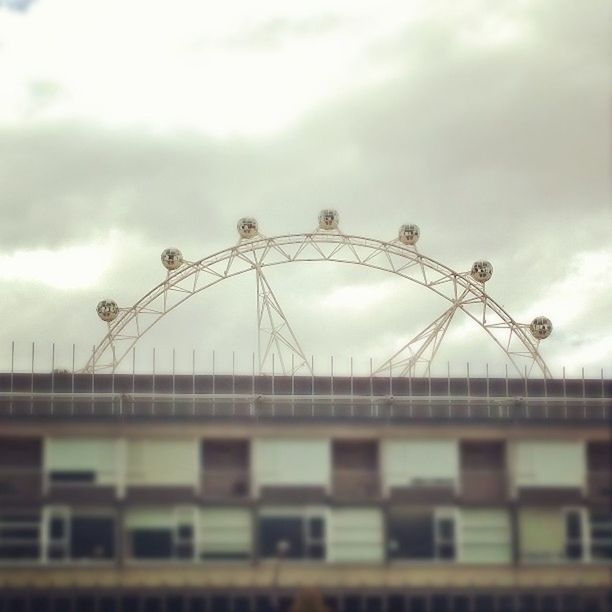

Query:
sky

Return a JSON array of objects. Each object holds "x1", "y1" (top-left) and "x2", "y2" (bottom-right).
[{"x1": 0, "y1": 0, "x2": 610, "y2": 378}]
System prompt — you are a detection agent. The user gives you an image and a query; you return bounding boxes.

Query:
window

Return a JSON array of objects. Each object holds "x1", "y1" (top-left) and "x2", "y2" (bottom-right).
[
  {"x1": 127, "y1": 440, "x2": 198, "y2": 487},
  {"x1": 562, "y1": 508, "x2": 612, "y2": 562},
  {"x1": 388, "y1": 508, "x2": 456, "y2": 561},
  {"x1": 44, "y1": 507, "x2": 115, "y2": 562},
  {"x1": 590, "y1": 511, "x2": 612, "y2": 561},
  {"x1": 126, "y1": 507, "x2": 197, "y2": 561},
  {"x1": 435, "y1": 511, "x2": 456, "y2": 560},
  {"x1": 307, "y1": 517, "x2": 325, "y2": 558},
  {"x1": 564, "y1": 509, "x2": 584, "y2": 560},
  {"x1": 0, "y1": 512, "x2": 41, "y2": 560},
  {"x1": 132, "y1": 530, "x2": 172, "y2": 559},
  {"x1": 328, "y1": 509, "x2": 384, "y2": 563},
  {"x1": 198, "y1": 508, "x2": 251, "y2": 560},
  {"x1": 258, "y1": 510, "x2": 326, "y2": 560},
  {"x1": 253, "y1": 440, "x2": 330, "y2": 491},
  {"x1": 46, "y1": 507, "x2": 69, "y2": 560},
  {"x1": 382, "y1": 441, "x2": 458, "y2": 493},
  {"x1": 46, "y1": 439, "x2": 117, "y2": 487},
  {"x1": 460, "y1": 509, "x2": 512, "y2": 564},
  {"x1": 520, "y1": 509, "x2": 565, "y2": 562},
  {"x1": 388, "y1": 511, "x2": 434, "y2": 559},
  {"x1": 515, "y1": 442, "x2": 585, "y2": 488},
  {"x1": 174, "y1": 508, "x2": 195, "y2": 559}
]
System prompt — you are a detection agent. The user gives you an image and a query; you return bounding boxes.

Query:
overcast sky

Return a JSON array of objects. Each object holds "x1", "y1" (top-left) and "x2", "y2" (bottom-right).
[{"x1": 0, "y1": 0, "x2": 610, "y2": 378}]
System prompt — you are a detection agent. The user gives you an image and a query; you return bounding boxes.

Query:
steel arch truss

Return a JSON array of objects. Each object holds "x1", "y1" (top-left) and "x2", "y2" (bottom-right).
[{"x1": 84, "y1": 232, "x2": 551, "y2": 378}]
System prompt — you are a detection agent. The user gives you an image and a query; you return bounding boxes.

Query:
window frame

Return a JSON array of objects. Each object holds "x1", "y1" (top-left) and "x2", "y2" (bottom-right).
[
  {"x1": 126, "y1": 505, "x2": 199, "y2": 563},
  {"x1": 588, "y1": 509, "x2": 612, "y2": 563},
  {"x1": 257, "y1": 507, "x2": 328, "y2": 561},
  {"x1": 562, "y1": 507, "x2": 590, "y2": 563},
  {"x1": 434, "y1": 507, "x2": 458, "y2": 562},
  {"x1": 42, "y1": 506, "x2": 116, "y2": 564},
  {"x1": 0, "y1": 510, "x2": 42, "y2": 565}
]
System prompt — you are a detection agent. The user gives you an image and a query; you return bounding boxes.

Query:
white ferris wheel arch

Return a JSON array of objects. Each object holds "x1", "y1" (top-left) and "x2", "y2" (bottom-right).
[{"x1": 86, "y1": 224, "x2": 552, "y2": 379}]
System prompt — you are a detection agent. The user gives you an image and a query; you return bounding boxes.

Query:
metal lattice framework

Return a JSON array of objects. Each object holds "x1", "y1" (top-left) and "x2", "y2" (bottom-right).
[{"x1": 85, "y1": 220, "x2": 552, "y2": 378}]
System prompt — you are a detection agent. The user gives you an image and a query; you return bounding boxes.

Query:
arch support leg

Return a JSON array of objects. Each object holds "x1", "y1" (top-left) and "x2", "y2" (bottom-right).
[{"x1": 256, "y1": 267, "x2": 312, "y2": 376}]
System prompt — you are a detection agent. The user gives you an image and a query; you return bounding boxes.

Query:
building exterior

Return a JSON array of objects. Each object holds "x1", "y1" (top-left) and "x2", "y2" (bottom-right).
[{"x1": 0, "y1": 370, "x2": 610, "y2": 612}]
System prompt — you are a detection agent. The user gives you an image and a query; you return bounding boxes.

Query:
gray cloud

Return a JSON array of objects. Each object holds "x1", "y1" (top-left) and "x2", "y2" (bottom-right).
[{"x1": 0, "y1": 0, "x2": 38, "y2": 13}]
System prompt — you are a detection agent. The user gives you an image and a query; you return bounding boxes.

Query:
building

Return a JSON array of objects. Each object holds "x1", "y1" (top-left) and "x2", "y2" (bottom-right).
[{"x1": 0, "y1": 369, "x2": 610, "y2": 612}]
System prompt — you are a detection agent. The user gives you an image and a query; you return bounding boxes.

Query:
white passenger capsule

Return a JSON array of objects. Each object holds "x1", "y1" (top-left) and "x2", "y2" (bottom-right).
[
  {"x1": 161, "y1": 247, "x2": 183, "y2": 270},
  {"x1": 470, "y1": 260, "x2": 493, "y2": 283},
  {"x1": 398, "y1": 224, "x2": 420, "y2": 245},
  {"x1": 96, "y1": 299, "x2": 119, "y2": 322},
  {"x1": 530, "y1": 316, "x2": 553, "y2": 340},
  {"x1": 318, "y1": 209, "x2": 339, "y2": 230},
  {"x1": 237, "y1": 217, "x2": 258, "y2": 239}
]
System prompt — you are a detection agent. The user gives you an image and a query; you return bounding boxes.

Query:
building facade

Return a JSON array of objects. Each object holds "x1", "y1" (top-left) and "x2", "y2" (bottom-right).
[{"x1": 0, "y1": 371, "x2": 611, "y2": 612}]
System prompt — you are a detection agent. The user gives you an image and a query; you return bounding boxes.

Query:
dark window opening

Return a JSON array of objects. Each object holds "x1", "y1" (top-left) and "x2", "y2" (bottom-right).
[
  {"x1": 566, "y1": 513, "x2": 582, "y2": 539},
  {"x1": 259, "y1": 515, "x2": 325, "y2": 560},
  {"x1": 565, "y1": 511, "x2": 584, "y2": 560},
  {"x1": 259, "y1": 517, "x2": 304, "y2": 559},
  {"x1": 309, "y1": 517, "x2": 325, "y2": 539},
  {"x1": 144, "y1": 598, "x2": 162, "y2": 612},
  {"x1": 48, "y1": 545, "x2": 67, "y2": 560},
  {"x1": 199, "y1": 551, "x2": 248, "y2": 560},
  {"x1": 437, "y1": 543, "x2": 455, "y2": 559},
  {"x1": 175, "y1": 543, "x2": 194, "y2": 559},
  {"x1": 0, "y1": 512, "x2": 41, "y2": 559},
  {"x1": 431, "y1": 596, "x2": 449, "y2": 612},
  {"x1": 71, "y1": 517, "x2": 114, "y2": 559},
  {"x1": 50, "y1": 518, "x2": 65, "y2": 539},
  {"x1": 408, "y1": 598, "x2": 427, "y2": 612},
  {"x1": 0, "y1": 526, "x2": 38, "y2": 538},
  {"x1": 30, "y1": 598, "x2": 49, "y2": 612},
  {"x1": 76, "y1": 598, "x2": 95, "y2": 612},
  {"x1": 131, "y1": 529, "x2": 172, "y2": 558},
  {"x1": 591, "y1": 511, "x2": 612, "y2": 559},
  {"x1": 437, "y1": 518, "x2": 454, "y2": 539},
  {"x1": 388, "y1": 512, "x2": 434, "y2": 559},
  {"x1": 475, "y1": 597, "x2": 495, "y2": 612},
  {"x1": 307, "y1": 543, "x2": 326, "y2": 559},
  {"x1": 0, "y1": 544, "x2": 40, "y2": 559},
  {"x1": 50, "y1": 471, "x2": 95, "y2": 483}
]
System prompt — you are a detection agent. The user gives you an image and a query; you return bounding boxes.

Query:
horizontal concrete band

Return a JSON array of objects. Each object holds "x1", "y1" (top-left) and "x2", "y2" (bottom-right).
[{"x1": 1, "y1": 565, "x2": 610, "y2": 590}]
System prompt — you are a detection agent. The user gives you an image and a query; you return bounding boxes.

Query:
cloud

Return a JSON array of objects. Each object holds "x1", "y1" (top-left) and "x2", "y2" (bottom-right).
[
  {"x1": 0, "y1": 0, "x2": 610, "y2": 377},
  {"x1": 0, "y1": 0, "x2": 38, "y2": 13}
]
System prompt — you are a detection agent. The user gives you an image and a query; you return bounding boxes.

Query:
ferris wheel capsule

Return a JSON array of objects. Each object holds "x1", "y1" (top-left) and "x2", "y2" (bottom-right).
[
  {"x1": 530, "y1": 316, "x2": 553, "y2": 340},
  {"x1": 237, "y1": 217, "x2": 258, "y2": 239},
  {"x1": 161, "y1": 247, "x2": 183, "y2": 271},
  {"x1": 398, "y1": 224, "x2": 420, "y2": 245},
  {"x1": 318, "y1": 209, "x2": 339, "y2": 230},
  {"x1": 96, "y1": 299, "x2": 119, "y2": 322},
  {"x1": 470, "y1": 260, "x2": 493, "y2": 283}
]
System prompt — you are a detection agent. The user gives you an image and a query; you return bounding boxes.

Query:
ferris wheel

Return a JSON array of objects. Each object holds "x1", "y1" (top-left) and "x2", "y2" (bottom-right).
[{"x1": 86, "y1": 210, "x2": 553, "y2": 378}]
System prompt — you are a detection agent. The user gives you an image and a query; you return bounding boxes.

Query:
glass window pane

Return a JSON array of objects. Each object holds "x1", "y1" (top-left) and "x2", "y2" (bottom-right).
[
  {"x1": 309, "y1": 517, "x2": 324, "y2": 539},
  {"x1": 388, "y1": 512, "x2": 434, "y2": 559},
  {"x1": 50, "y1": 518, "x2": 65, "y2": 540},
  {"x1": 565, "y1": 512, "x2": 582, "y2": 539},
  {"x1": 259, "y1": 517, "x2": 304, "y2": 559},
  {"x1": 178, "y1": 525, "x2": 193, "y2": 540},
  {"x1": 131, "y1": 529, "x2": 172, "y2": 558},
  {"x1": 70, "y1": 517, "x2": 114, "y2": 559},
  {"x1": 307, "y1": 543, "x2": 325, "y2": 559},
  {"x1": 592, "y1": 544, "x2": 612, "y2": 560},
  {"x1": 437, "y1": 543, "x2": 455, "y2": 560},
  {"x1": 566, "y1": 543, "x2": 583, "y2": 560},
  {"x1": 437, "y1": 518, "x2": 454, "y2": 540}
]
